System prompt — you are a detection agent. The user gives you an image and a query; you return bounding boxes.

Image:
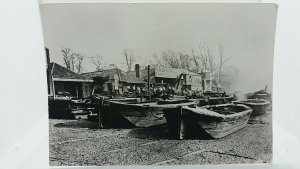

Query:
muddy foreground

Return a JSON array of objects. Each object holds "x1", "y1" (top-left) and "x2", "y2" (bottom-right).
[{"x1": 49, "y1": 111, "x2": 272, "y2": 166}]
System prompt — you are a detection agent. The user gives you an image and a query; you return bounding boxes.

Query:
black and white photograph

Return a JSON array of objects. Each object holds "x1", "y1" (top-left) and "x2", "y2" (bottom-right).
[{"x1": 39, "y1": 3, "x2": 277, "y2": 166}]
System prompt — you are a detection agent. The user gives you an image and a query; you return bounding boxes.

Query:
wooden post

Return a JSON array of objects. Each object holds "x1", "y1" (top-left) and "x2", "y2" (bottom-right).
[
  {"x1": 179, "y1": 106, "x2": 184, "y2": 140},
  {"x1": 52, "y1": 76, "x2": 56, "y2": 100},
  {"x1": 98, "y1": 98, "x2": 103, "y2": 129},
  {"x1": 76, "y1": 86, "x2": 79, "y2": 98},
  {"x1": 45, "y1": 47, "x2": 55, "y2": 98},
  {"x1": 45, "y1": 47, "x2": 51, "y2": 95},
  {"x1": 147, "y1": 65, "x2": 151, "y2": 101},
  {"x1": 91, "y1": 86, "x2": 95, "y2": 96}
]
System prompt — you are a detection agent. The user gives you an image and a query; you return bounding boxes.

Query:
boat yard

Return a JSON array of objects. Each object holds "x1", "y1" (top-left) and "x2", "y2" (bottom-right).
[
  {"x1": 46, "y1": 55, "x2": 273, "y2": 165},
  {"x1": 49, "y1": 110, "x2": 272, "y2": 166}
]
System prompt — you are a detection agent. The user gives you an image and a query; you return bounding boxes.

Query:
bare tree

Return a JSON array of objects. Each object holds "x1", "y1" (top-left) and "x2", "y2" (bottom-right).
[
  {"x1": 218, "y1": 45, "x2": 231, "y2": 85},
  {"x1": 61, "y1": 48, "x2": 85, "y2": 73},
  {"x1": 198, "y1": 45, "x2": 215, "y2": 71},
  {"x1": 90, "y1": 55, "x2": 103, "y2": 71},
  {"x1": 179, "y1": 53, "x2": 192, "y2": 70},
  {"x1": 151, "y1": 53, "x2": 168, "y2": 68},
  {"x1": 192, "y1": 50, "x2": 200, "y2": 73},
  {"x1": 151, "y1": 50, "x2": 192, "y2": 70},
  {"x1": 191, "y1": 45, "x2": 215, "y2": 73},
  {"x1": 73, "y1": 53, "x2": 84, "y2": 73},
  {"x1": 70, "y1": 53, "x2": 76, "y2": 72},
  {"x1": 123, "y1": 49, "x2": 136, "y2": 71},
  {"x1": 161, "y1": 50, "x2": 180, "y2": 69},
  {"x1": 61, "y1": 48, "x2": 73, "y2": 70},
  {"x1": 152, "y1": 53, "x2": 162, "y2": 67},
  {"x1": 208, "y1": 54, "x2": 215, "y2": 72}
]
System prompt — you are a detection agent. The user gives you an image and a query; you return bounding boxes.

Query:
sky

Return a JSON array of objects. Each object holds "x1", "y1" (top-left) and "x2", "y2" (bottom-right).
[{"x1": 39, "y1": 3, "x2": 277, "y2": 92}]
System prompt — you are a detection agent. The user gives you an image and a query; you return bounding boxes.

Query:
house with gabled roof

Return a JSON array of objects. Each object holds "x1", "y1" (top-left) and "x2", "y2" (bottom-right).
[
  {"x1": 81, "y1": 67, "x2": 146, "y2": 95},
  {"x1": 48, "y1": 62, "x2": 93, "y2": 98},
  {"x1": 127, "y1": 64, "x2": 205, "y2": 91},
  {"x1": 45, "y1": 48, "x2": 93, "y2": 98}
]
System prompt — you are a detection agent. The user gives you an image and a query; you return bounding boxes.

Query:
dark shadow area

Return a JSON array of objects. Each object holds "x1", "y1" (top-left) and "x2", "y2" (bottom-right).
[
  {"x1": 53, "y1": 118, "x2": 137, "y2": 130},
  {"x1": 248, "y1": 112, "x2": 266, "y2": 123},
  {"x1": 181, "y1": 122, "x2": 213, "y2": 140},
  {"x1": 101, "y1": 111, "x2": 137, "y2": 128},
  {"x1": 250, "y1": 111, "x2": 267, "y2": 118},
  {"x1": 127, "y1": 124, "x2": 170, "y2": 139},
  {"x1": 53, "y1": 119, "x2": 99, "y2": 129},
  {"x1": 49, "y1": 111, "x2": 76, "y2": 120},
  {"x1": 88, "y1": 114, "x2": 137, "y2": 129},
  {"x1": 48, "y1": 99, "x2": 76, "y2": 120},
  {"x1": 248, "y1": 111, "x2": 272, "y2": 125},
  {"x1": 127, "y1": 124, "x2": 213, "y2": 140}
]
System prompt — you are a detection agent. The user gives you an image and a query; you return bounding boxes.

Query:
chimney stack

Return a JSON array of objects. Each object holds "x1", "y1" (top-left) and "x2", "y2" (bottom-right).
[{"x1": 135, "y1": 64, "x2": 141, "y2": 78}]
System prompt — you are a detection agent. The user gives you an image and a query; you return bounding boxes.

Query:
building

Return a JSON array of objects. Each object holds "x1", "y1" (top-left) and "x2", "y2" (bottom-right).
[
  {"x1": 199, "y1": 69, "x2": 213, "y2": 91},
  {"x1": 82, "y1": 67, "x2": 146, "y2": 95},
  {"x1": 154, "y1": 66, "x2": 202, "y2": 90},
  {"x1": 128, "y1": 65, "x2": 211, "y2": 92},
  {"x1": 45, "y1": 48, "x2": 93, "y2": 98},
  {"x1": 48, "y1": 62, "x2": 93, "y2": 98}
]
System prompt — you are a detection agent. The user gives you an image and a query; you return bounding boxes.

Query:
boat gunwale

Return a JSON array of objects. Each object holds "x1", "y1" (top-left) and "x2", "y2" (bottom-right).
[
  {"x1": 182, "y1": 103, "x2": 252, "y2": 119},
  {"x1": 108, "y1": 98, "x2": 140, "y2": 101},
  {"x1": 108, "y1": 100, "x2": 198, "y2": 109},
  {"x1": 194, "y1": 96, "x2": 234, "y2": 100},
  {"x1": 233, "y1": 99, "x2": 271, "y2": 106}
]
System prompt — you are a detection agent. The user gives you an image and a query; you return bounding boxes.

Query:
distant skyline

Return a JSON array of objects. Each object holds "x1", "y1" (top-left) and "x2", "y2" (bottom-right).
[{"x1": 40, "y1": 3, "x2": 277, "y2": 92}]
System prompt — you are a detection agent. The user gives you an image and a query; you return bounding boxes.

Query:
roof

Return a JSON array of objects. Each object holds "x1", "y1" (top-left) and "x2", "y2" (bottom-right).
[
  {"x1": 126, "y1": 69, "x2": 156, "y2": 83},
  {"x1": 82, "y1": 69, "x2": 124, "y2": 80},
  {"x1": 154, "y1": 66, "x2": 200, "y2": 78},
  {"x1": 81, "y1": 68, "x2": 118, "y2": 78},
  {"x1": 124, "y1": 72, "x2": 147, "y2": 84},
  {"x1": 142, "y1": 68, "x2": 156, "y2": 79},
  {"x1": 50, "y1": 62, "x2": 92, "y2": 82},
  {"x1": 182, "y1": 69, "x2": 199, "y2": 76},
  {"x1": 82, "y1": 68, "x2": 146, "y2": 84}
]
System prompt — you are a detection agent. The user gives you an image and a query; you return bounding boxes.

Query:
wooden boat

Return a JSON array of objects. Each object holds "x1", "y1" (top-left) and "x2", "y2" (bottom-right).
[
  {"x1": 197, "y1": 96, "x2": 234, "y2": 106},
  {"x1": 196, "y1": 91, "x2": 234, "y2": 106},
  {"x1": 163, "y1": 103, "x2": 252, "y2": 139},
  {"x1": 233, "y1": 99, "x2": 271, "y2": 115},
  {"x1": 157, "y1": 99, "x2": 194, "y2": 105},
  {"x1": 108, "y1": 98, "x2": 140, "y2": 104},
  {"x1": 87, "y1": 97, "x2": 139, "y2": 121},
  {"x1": 247, "y1": 86, "x2": 272, "y2": 102},
  {"x1": 101, "y1": 99, "x2": 197, "y2": 128}
]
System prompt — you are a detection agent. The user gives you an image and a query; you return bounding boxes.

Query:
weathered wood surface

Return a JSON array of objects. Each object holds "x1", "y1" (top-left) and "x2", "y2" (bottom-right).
[
  {"x1": 100, "y1": 100, "x2": 197, "y2": 128},
  {"x1": 164, "y1": 104, "x2": 252, "y2": 139},
  {"x1": 197, "y1": 96, "x2": 234, "y2": 106},
  {"x1": 233, "y1": 99, "x2": 271, "y2": 115}
]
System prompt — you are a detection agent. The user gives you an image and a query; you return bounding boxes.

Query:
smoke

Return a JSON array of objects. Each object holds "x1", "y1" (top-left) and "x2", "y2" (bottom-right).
[
  {"x1": 233, "y1": 91, "x2": 247, "y2": 101},
  {"x1": 221, "y1": 65, "x2": 272, "y2": 94}
]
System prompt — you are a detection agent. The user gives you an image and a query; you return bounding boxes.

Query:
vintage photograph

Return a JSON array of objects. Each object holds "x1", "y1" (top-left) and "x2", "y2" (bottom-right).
[{"x1": 40, "y1": 3, "x2": 277, "y2": 166}]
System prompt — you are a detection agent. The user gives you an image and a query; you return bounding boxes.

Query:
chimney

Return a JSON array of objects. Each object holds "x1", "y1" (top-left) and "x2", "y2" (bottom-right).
[{"x1": 135, "y1": 64, "x2": 141, "y2": 78}]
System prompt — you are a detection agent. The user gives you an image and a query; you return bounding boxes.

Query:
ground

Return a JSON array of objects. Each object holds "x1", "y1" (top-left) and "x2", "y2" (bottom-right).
[{"x1": 49, "y1": 111, "x2": 272, "y2": 166}]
